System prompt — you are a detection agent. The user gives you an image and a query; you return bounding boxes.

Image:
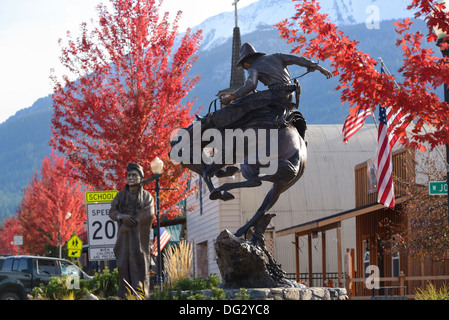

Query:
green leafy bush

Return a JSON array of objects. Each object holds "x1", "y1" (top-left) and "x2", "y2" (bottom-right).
[
  {"x1": 30, "y1": 275, "x2": 89, "y2": 300},
  {"x1": 150, "y1": 274, "x2": 225, "y2": 300},
  {"x1": 86, "y1": 267, "x2": 119, "y2": 298},
  {"x1": 30, "y1": 267, "x2": 119, "y2": 300}
]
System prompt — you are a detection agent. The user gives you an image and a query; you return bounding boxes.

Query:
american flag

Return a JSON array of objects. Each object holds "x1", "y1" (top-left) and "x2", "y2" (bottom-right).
[
  {"x1": 376, "y1": 105, "x2": 395, "y2": 209},
  {"x1": 152, "y1": 227, "x2": 171, "y2": 256},
  {"x1": 342, "y1": 108, "x2": 373, "y2": 144},
  {"x1": 376, "y1": 65, "x2": 410, "y2": 209}
]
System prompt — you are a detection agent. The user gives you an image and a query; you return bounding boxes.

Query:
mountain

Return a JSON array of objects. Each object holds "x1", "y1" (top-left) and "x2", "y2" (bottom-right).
[
  {"x1": 0, "y1": 96, "x2": 53, "y2": 223},
  {"x1": 0, "y1": 0, "x2": 433, "y2": 223},
  {"x1": 191, "y1": 0, "x2": 415, "y2": 51}
]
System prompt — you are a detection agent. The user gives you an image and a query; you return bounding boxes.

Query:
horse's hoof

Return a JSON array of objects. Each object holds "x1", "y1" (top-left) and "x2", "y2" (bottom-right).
[
  {"x1": 210, "y1": 189, "x2": 235, "y2": 201},
  {"x1": 209, "y1": 189, "x2": 221, "y2": 200},
  {"x1": 234, "y1": 226, "x2": 247, "y2": 238},
  {"x1": 221, "y1": 191, "x2": 235, "y2": 201},
  {"x1": 215, "y1": 166, "x2": 240, "y2": 178}
]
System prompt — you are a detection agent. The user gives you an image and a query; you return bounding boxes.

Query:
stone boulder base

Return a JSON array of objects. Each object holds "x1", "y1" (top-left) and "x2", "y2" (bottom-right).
[{"x1": 214, "y1": 229, "x2": 298, "y2": 289}]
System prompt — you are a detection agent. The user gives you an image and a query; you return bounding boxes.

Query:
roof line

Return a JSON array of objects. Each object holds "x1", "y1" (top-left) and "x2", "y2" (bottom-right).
[{"x1": 276, "y1": 196, "x2": 408, "y2": 237}]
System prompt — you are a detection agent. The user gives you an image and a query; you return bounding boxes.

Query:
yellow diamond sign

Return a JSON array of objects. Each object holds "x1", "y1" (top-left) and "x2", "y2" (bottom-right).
[{"x1": 67, "y1": 235, "x2": 83, "y2": 251}]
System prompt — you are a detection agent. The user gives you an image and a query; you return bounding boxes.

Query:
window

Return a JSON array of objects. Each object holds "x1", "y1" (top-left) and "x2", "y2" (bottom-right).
[
  {"x1": 18, "y1": 258, "x2": 29, "y2": 273},
  {"x1": 363, "y1": 238, "x2": 370, "y2": 278},
  {"x1": 363, "y1": 251, "x2": 370, "y2": 278},
  {"x1": 11, "y1": 259, "x2": 20, "y2": 271},
  {"x1": 2, "y1": 259, "x2": 13, "y2": 271},
  {"x1": 392, "y1": 253, "x2": 400, "y2": 277},
  {"x1": 36, "y1": 259, "x2": 57, "y2": 275}
]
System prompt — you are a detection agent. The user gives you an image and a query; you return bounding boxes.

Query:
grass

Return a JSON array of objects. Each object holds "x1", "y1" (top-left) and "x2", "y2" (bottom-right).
[
  {"x1": 163, "y1": 240, "x2": 193, "y2": 289},
  {"x1": 415, "y1": 282, "x2": 449, "y2": 300}
]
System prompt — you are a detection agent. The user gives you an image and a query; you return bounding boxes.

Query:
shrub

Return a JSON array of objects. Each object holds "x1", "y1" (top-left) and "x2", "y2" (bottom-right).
[
  {"x1": 86, "y1": 267, "x2": 119, "y2": 298},
  {"x1": 235, "y1": 288, "x2": 250, "y2": 300},
  {"x1": 150, "y1": 274, "x2": 225, "y2": 300},
  {"x1": 415, "y1": 282, "x2": 449, "y2": 300},
  {"x1": 30, "y1": 275, "x2": 89, "y2": 300},
  {"x1": 30, "y1": 267, "x2": 119, "y2": 300}
]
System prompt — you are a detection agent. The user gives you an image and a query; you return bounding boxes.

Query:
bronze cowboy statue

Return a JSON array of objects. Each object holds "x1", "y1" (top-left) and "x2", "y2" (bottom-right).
[
  {"x1": 211, "y1": 42, "x2": 332, "y2": 129},
  {"x1": 170, "y1": 43, "x2": 332, "y2": 245}
]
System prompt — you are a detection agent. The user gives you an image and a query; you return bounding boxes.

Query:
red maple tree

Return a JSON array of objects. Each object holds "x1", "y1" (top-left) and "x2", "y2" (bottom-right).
[
  {"x1": 0, "y1": 216, "x2": 23, "y2": 255},
  {"x1": 50, "y1": 0, "x2": 201, "y2": 219},
  {"x1": 17, "y1": 152, "x2": 86, "y2": 256},
  {"x1": 276, "y1": 0, "x2": 449, "y2": 150}
]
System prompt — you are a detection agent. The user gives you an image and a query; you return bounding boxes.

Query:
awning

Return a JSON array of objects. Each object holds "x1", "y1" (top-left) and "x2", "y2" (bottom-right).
[{"x1": 276, "y1": 197, "x2": 408, "y2": 238}]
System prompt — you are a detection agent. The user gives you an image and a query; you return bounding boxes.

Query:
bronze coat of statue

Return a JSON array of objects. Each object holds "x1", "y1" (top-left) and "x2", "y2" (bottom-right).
[{"x1": 109, "y1": 163, "x2": 154, "y2": 298}]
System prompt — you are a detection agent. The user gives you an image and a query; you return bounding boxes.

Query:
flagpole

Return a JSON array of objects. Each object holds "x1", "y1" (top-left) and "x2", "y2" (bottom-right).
[
  {"x1": 378, "y1": 57, "x2": 398, "y2": 86},
  {"x1": 369, "y1": 107, "x2": 378, "y2": 130}
]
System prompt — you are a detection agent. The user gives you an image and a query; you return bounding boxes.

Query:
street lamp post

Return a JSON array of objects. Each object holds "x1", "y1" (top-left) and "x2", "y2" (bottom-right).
[
  {"x1": 433, "y1": 0, "x2": 449, "y2": 222},
  {"x1": 58, "y1": 212, "x2": 72, "y2": 258},
  {"x1": 150, "y1": 157, "x2": 164, "y2": 289}
]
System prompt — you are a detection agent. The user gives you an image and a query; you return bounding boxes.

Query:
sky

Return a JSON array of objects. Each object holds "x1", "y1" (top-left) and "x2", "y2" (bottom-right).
[{"x1": 0, "y1": 0, "x2": 259, "y2": 124}]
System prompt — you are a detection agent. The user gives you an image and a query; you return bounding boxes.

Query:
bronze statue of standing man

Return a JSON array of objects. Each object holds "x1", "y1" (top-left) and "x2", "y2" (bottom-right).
[{"x1": 109, "y1": 163, "x2": 154, "y2": 298}]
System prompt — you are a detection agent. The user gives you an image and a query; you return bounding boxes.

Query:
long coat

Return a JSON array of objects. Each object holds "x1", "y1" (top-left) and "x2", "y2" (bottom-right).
[{"x1": 109, "y1": 185, "x2": 154, "y2": 298}]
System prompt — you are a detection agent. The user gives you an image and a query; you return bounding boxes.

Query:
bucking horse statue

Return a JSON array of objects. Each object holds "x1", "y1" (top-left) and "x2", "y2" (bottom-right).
[{"x1": 169, "y1": 43, "x2": 332, "y2": 287}]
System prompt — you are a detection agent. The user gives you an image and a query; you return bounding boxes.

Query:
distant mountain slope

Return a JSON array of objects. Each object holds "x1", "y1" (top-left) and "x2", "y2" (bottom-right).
[{"x1": 0, "y1": 96, "x2": 53, "y2": 222}]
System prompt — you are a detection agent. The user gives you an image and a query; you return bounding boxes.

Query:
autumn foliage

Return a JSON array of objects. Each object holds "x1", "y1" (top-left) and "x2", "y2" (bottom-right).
[
  {"x1": 16, "y1": 152, "x2": 86, "y2": 256},
  {"x1": 0, "y1": 216, "x2": 23, "y2": 255},
  {"x1": 276, "y1": 0, "x2": 449, "y2": 150},
  {"x1": 50, "y1": 0, "x2": 202, "y2": 219}
]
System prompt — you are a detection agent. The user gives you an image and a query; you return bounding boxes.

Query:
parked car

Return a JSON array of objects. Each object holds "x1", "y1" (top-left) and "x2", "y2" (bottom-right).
[{"x1": 0, "y1": 255, "x2": 91, "y2": 300}]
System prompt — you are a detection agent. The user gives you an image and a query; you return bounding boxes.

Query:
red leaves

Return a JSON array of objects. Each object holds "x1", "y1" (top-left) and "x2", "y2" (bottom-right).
[
  {"x1": 0, "y1": 216, "x2": 23, "y2": 255},
  {"x1": 394, "y1": 18, "x2": 414, "y2": 35},
  {"x1": 51, "y1": 0, "x2": 201, "y2": 220},
  {"x1": 277, "y1": 0, "x2": 449, "y2": 150},
  {"x1": 15, "y1": 152, "x2": 86, "y2": 255}
]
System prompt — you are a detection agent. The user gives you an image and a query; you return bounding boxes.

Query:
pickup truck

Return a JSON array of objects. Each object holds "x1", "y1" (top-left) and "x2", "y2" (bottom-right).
[{"x1": 0, "y1": 255, "x2": 91, "y2": 300}]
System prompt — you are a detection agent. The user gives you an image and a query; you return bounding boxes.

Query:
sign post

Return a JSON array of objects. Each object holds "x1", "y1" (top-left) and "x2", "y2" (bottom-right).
[
  {"x1": 86, "y1": 190, "x2": 118, "y2": 261},
  {"x1": 13, "y1": 236, "x2": 23, "y2": 255},
  {"x1": 429, "y1": 181, "x2": 448, "y2": 196}
]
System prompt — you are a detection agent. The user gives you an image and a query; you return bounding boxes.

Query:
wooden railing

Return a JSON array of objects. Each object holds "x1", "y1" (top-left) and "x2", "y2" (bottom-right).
[{"x1": 343, "y1": 273, "x2": 449, "y2": 300}]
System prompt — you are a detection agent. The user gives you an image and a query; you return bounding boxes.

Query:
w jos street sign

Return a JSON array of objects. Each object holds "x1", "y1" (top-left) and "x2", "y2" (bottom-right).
[{"x1": 429, "y1": 181, "x2": 448, "y2": 196}]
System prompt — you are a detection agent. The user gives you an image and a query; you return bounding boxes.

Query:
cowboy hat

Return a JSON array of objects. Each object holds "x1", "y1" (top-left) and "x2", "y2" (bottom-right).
[{"x1": 236, "y1": 43, "x2": 266, "y2": 68}]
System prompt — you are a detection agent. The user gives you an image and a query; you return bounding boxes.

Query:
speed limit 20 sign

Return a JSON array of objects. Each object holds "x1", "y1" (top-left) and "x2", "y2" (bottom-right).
[{"x1": 86, "y1": 191, "x2": 118, "y2": 260}]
